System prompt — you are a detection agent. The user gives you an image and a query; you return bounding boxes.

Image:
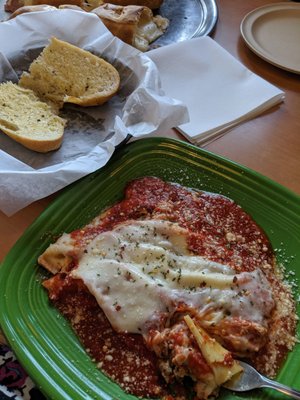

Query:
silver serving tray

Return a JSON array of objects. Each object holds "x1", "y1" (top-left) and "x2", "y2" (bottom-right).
[
  {"x1": 0, "y1": 0, "x2": 218, "y2": 46},
  {"x1": 151, "y1": 0, "x2": 218, "y2": 48}
]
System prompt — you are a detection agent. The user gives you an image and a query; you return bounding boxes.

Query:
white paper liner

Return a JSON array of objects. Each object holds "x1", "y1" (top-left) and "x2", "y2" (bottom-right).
[{"x1": 0, "y1": 9, "x2": 189, "y2": 215}]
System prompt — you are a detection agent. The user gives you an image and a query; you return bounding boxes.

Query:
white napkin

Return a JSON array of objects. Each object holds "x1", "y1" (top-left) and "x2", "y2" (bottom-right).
[{"x1": 147, "y1": 36, "x2": 284, "y2": 145}]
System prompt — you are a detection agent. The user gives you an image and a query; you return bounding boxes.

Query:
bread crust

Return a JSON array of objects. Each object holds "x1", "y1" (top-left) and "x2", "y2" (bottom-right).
[
  {"x1": 5, "y1": 0, "x2": 83, "y2": 13},
  {"x1": 64, "y1": 92, "x2": 118, "y2": 106},
  {"x1": 92, "y1": 4, "x2": 150, "y2": 47},
  {"x1": 57, "y1": 3, "x2": 84, "y2": 10},
  {"x1": 5, "y1": 132, "x2": 64, "y2": 152},
  {"x1": 5, "y1": 0, "x2": 162, "y2": 12},
  {"x1": 104, "y1": 0, "x2": 162, "y2": 10},
  {"x1": 92, "y1": 3, "x2": 168, "y2": 51},
  {"x1": 8, "y1": 4, "x2": 56, "y2": 18}
]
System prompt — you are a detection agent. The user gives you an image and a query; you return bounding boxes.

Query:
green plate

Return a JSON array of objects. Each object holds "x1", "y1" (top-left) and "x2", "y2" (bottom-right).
[{"x1": 0, "y1": 137, "x2": 299, "y2": 400}]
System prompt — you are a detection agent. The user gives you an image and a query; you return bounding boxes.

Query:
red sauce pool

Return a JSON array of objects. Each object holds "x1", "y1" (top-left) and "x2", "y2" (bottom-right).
[{"x1": 43, "y1": 177, "x2": 293, "y2": 397}]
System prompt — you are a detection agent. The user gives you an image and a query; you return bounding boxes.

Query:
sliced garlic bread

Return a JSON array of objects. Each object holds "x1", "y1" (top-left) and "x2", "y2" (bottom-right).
[
  {"x1": 19, "y1": 37, "x2": 120, "y2": 108},
  {"x1": 0, "y1": 81, "x2": 66, "y2": 152}
]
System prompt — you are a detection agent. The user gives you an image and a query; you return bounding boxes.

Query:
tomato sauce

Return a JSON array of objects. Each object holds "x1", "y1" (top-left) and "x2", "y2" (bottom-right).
[
  {"x1": 70, "y1": 176, "x2": 274, "y2": 272},
  {"x1": 43, "y1": 177, "x2": 296, "y2": 396},
  {"x1": 48, "y1": 276, "x2": 167, "y2": 398}
]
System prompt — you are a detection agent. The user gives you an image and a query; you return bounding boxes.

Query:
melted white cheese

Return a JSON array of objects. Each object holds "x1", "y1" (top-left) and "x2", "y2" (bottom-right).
[{"x1": 71, "y1": 220, "x2": 274, "y2": 334}]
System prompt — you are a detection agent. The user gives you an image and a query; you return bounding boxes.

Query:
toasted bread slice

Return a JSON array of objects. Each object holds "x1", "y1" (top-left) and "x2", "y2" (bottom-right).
[
  {"x1": 19, "y1": 37, "x2": 120, "y2": 108},
  {"x1": 0, "y1": 81, "x2": 66, "y2": 152}
]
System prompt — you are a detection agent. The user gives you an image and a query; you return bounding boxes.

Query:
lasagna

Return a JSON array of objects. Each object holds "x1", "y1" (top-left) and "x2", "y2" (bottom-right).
[{"x1": 38, "y1": 176, "x2": 297, "y2": 399}]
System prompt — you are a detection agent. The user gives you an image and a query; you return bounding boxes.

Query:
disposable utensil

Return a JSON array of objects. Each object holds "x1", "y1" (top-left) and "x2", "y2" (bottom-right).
[{"x1": 224, "y1": 361, "x2": 300, "y2": 399}]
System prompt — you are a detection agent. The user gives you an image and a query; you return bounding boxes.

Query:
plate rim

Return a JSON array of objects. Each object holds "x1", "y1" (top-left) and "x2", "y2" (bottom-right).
[
  {"x1": 0, "y1": 137, "x2": 300, "y2": 400},
  {"x1": 240, "y1": 2, "x2": 300, "y2": 74},
  {"x1": 193, "y1": 0, "x2": 218, "y2": 37}
]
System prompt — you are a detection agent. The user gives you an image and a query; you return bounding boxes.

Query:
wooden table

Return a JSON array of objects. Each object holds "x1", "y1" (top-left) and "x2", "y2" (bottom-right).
[{"x1": 1, "y1": 0, "x2": 300, "y2": 262}]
